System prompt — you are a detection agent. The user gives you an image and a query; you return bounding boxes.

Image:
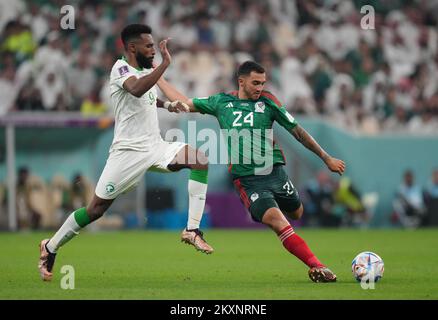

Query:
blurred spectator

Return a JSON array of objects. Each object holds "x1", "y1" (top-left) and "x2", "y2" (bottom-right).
[
  {"x1": 0, "y1": 64, "x2": 19, "y2": 115},
  {"x1": 34, "y1": 70, "x2": 68, "y2": 111},
  {"x1": 408, "y1": 108, "x2": 438, "y2": 135},
  {"x1": 383, "y1": 106, "x2": 409, "y2": 133},
  {"x1": 334, "y1": 176, "x2": 370, "y2": 227},
  {"x1": 32, "y1": 31, "x2": 69, "y2": 75},
  {"x1": 211, "y1": 10, "x2": 232, "y2": 50},
  {"x1": 302, "y1": 171, "x2": 342, "y2": 227},
  {"x1": 14, "y1": 78, "x2": 44, "y2": 111},
  {"x1": 423, "y1": 168, "x2": 438, "y2": 226},
  {"x1": 309, "y1": 57, "x2": 332, "y2": 112},
  {"x1": 0, "y1": 0, "x2": 26, "y2": 34},
  {"x1": 197, "y1": 16, "x2": 215, "y2": 49},
  {"x1": 81, "y1": 84, "x2": 108, "y2": 117},
  {"x1": 32, "y1": 31, "x2": 69, "y2": 111},
  {"x1": 68, "y1": 52, "x2": 98, "y2": 110},
  {"x1": 48, "y1": 173, "x2": 94, "y2": 226},
  {"x1": 16, "y1": 167, "x2": 41, "y2": 229},
  {"x1": 280, "y1": 45, "x2": 314, "y2": 112},
  {"x1": 22, "y1": 2, "x2": 49, "y2": 44},
  {"x1": 392, "y1": 169, "x2": 427, "y2": 228},
  {"x1": 1, "y1": 21, "x2": 36, "y2": 63},
  {"x1": 169, "y1": 16, "x2": 197, "y2": 49},
  {"x1": 70, "y1": 173, "x2": 94, "y2": 210},
  {"x1": 49, "y1": 175, "x2": 71, "y2": 225}
]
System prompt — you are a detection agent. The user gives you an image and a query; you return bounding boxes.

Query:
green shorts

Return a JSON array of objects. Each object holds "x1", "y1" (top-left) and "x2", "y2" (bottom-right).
[{"x1": 232, "y1": 165, "x2": 301, "y2": 222}]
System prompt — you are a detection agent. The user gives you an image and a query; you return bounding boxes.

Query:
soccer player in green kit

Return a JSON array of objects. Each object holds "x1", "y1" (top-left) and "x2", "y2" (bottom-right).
[{"x1": 157, "y1": 61, "x2": 345, "y2": 282}]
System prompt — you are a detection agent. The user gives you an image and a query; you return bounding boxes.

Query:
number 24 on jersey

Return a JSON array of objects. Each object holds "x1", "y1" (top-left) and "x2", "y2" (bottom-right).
[{"x1": 232, "y1": 111, "x2": 254, "y2": 127}]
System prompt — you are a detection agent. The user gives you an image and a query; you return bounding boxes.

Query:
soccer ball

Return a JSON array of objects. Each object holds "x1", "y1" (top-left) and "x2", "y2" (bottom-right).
[{"x1": 351, "y1": 251, "x2": 384, "y2": 283}]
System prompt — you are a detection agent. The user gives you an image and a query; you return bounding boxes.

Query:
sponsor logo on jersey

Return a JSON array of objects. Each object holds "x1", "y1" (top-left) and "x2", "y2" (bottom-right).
[
  {"x1": 241, "y1": 103, "x2": 249, "y2": 106},
  {"x1": 225, "y1": 102, "x2": 234, "y2": 108},
  {"x1": 118, "y1": 65, "x2": 129, "y2": 76},
  {"x1": 106, "y1": 183, "x2": 115, "y2": 194},
  {"x1": 250, "y1": 192, "x2": 259, "y2": 202},
  {"x1": 255, "y1": 102, "x2": 265, "y2": 113}
]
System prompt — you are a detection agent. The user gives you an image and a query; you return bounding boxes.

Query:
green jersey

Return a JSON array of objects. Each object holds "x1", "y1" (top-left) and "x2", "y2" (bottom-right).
[{"x1": 193, "y1": 90, "x2": 298, "y2": 178}]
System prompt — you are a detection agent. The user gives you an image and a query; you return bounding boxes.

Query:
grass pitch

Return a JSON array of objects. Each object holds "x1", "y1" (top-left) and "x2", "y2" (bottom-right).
[{"x1": 0, "y1": 228, "x2": 437, "y2": 300}]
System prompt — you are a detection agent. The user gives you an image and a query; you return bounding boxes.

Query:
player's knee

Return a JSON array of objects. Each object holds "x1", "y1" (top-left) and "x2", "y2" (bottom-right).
[
  {"x1": 262, "y1": 208, "x2": 289, "y2": 231},
  {"x1": 287, "y1": 205, "x2": 303, "y2": 220}
]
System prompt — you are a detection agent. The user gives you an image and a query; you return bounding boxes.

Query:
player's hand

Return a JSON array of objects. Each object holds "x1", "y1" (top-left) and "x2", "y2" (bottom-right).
[
  {"x1": 325, "y1": 157, "x2": 346, "y2": 175},
  {"x1": 159, "y1": 38, "x2": 171, "y2": 66},
  {"x1": 168, "y1": 100, "x2": 189, "y2": 113}
]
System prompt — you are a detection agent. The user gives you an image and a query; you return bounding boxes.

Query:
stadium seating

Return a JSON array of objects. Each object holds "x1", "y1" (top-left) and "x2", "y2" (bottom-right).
[{"x1": 0, "y1": 0, "x2": 436, "y2": 134}]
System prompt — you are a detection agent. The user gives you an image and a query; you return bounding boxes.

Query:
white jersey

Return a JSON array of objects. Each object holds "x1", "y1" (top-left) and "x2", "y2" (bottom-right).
[{"x1": 109, "y1": 58, "x2": 162, "y2": 152}]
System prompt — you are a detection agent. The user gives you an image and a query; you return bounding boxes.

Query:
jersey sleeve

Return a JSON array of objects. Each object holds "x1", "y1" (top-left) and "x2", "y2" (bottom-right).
[
  {"x1": 261, "y1": 91, "x2": 298, "y2": 130},
  {"x1": 273, "y1": 105, "x2": 298, "y2": 130},
  {"x1": 192, "y1": 94, "x2": 220, "y2": 115},
  {"x1": 110, "y1": 61, "x2": 136, "y2": 89}
]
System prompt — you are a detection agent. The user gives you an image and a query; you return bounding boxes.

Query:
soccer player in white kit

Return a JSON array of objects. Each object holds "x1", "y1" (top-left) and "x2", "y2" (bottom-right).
[{"x1": 38, "y1": 24, "x2": 213, "y2": 281}]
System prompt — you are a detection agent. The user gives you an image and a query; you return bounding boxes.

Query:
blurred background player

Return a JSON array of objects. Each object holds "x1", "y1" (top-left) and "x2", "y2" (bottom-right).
[
  {"x1": 334, "y1": 176, "x2": 371, "y2": 227},
  {"x1": 156, "y1": 61, "x2": 345, "y2": 282},
  {"x1": 38, "y1": 24, "x2": 213, "y2": 281},
  {"x1": 424, "y1": 168, "x2": 438, "y2": 225},
  {"x1": 16, "y1": 166, "x2": 42, "y2": 229},
  {"x1": 302, "y1": 170, "x2": 341, "y2": 227},
  {"x1": 392, "y1": 169, "x2": 427, "y2": 228}
]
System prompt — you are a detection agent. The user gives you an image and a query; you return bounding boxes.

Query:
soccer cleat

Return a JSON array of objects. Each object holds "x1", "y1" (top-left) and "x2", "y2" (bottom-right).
[
  {"x1": 181, "y1": 228, "x2": 214, "y2": 254},
  {"x1": 38, "y1": 239, "x2": 57, "y2": 281},
  {"x1": 308, "y1": 266, "x2": 337, "y2": 283}
]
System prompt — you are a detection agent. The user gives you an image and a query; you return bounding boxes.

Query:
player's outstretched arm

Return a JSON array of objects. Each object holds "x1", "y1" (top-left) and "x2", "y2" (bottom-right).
[
  {"x1": 156, "y1": 98, "x2": 190, "y2": 113},
  {"x1": 290, "y1": 125, "x2": 346, "y2": 175},
  {"x1": 123, "y1": 38, "x2": 172, "y2": 98},
  {"x1": 156, "y1": 77, "x2": 198, "y2": 112}
]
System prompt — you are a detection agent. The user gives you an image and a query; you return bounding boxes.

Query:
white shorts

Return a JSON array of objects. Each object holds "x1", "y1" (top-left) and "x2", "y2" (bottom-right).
[{"x1": 95, "y1": 141, "x2": 186, "y2": 199}]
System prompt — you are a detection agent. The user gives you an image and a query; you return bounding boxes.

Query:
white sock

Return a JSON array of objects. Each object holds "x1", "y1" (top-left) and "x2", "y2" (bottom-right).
[
  {"x1": 46, "y1": 213, "x2": 82, "y2": 253},
  {"x1": 187, "y1": 179, "x2": 208, "y2": 230}
]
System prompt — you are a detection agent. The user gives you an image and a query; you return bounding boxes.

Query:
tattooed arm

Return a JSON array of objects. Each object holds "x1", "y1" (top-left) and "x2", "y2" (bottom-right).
[{"x1": 290, "y1": 125, "x2": 346, "y2": 175}]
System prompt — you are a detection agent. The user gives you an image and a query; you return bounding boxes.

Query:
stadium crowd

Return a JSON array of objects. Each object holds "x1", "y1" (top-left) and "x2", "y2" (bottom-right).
[{"x1": 1, "y1": 0, "x2": 438, "y2": 134}]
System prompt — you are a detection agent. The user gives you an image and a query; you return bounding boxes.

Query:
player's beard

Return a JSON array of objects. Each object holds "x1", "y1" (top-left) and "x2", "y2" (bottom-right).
[
  {"x1": 136, "y1": 52, "x2": 154, "y2": 69},
  {"x1": 244, "y1": 87, "x2": 260, "y2": 100}
]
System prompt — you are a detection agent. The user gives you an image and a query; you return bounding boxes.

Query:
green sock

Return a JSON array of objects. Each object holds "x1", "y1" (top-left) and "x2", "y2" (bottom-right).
[
  {"x1": 189, "y1": 169, "x2": 208, "y2": 184},
  {"x1": 74, "y1": 207, "x2": 91, "y2": 228}
]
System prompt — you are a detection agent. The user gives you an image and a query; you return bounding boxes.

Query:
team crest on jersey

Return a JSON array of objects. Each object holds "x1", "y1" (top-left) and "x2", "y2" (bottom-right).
[
  {"x1": 148, "y1": 91, "x2": 156, "y2": 103},
  {"x1": 255, "y1": 102, "x2": 265, "y2": 113},
  {"x1": 118, "y1": 65, "x2": 129, "y2": 76},
  {"x1": 225, "y1": 102, "x2": 234, "y2": 108},
  {"x1": 106, "y1": 183, "x2": 115, "y2": 194},
  {"x1": 250, "y1": 192, "x2": 259, "y2": 202}
]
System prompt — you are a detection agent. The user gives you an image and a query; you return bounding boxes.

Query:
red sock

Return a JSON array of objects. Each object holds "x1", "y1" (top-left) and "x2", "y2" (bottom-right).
[{"x1": 278, "y1": 225, "x2": 324, "y2": 268}]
